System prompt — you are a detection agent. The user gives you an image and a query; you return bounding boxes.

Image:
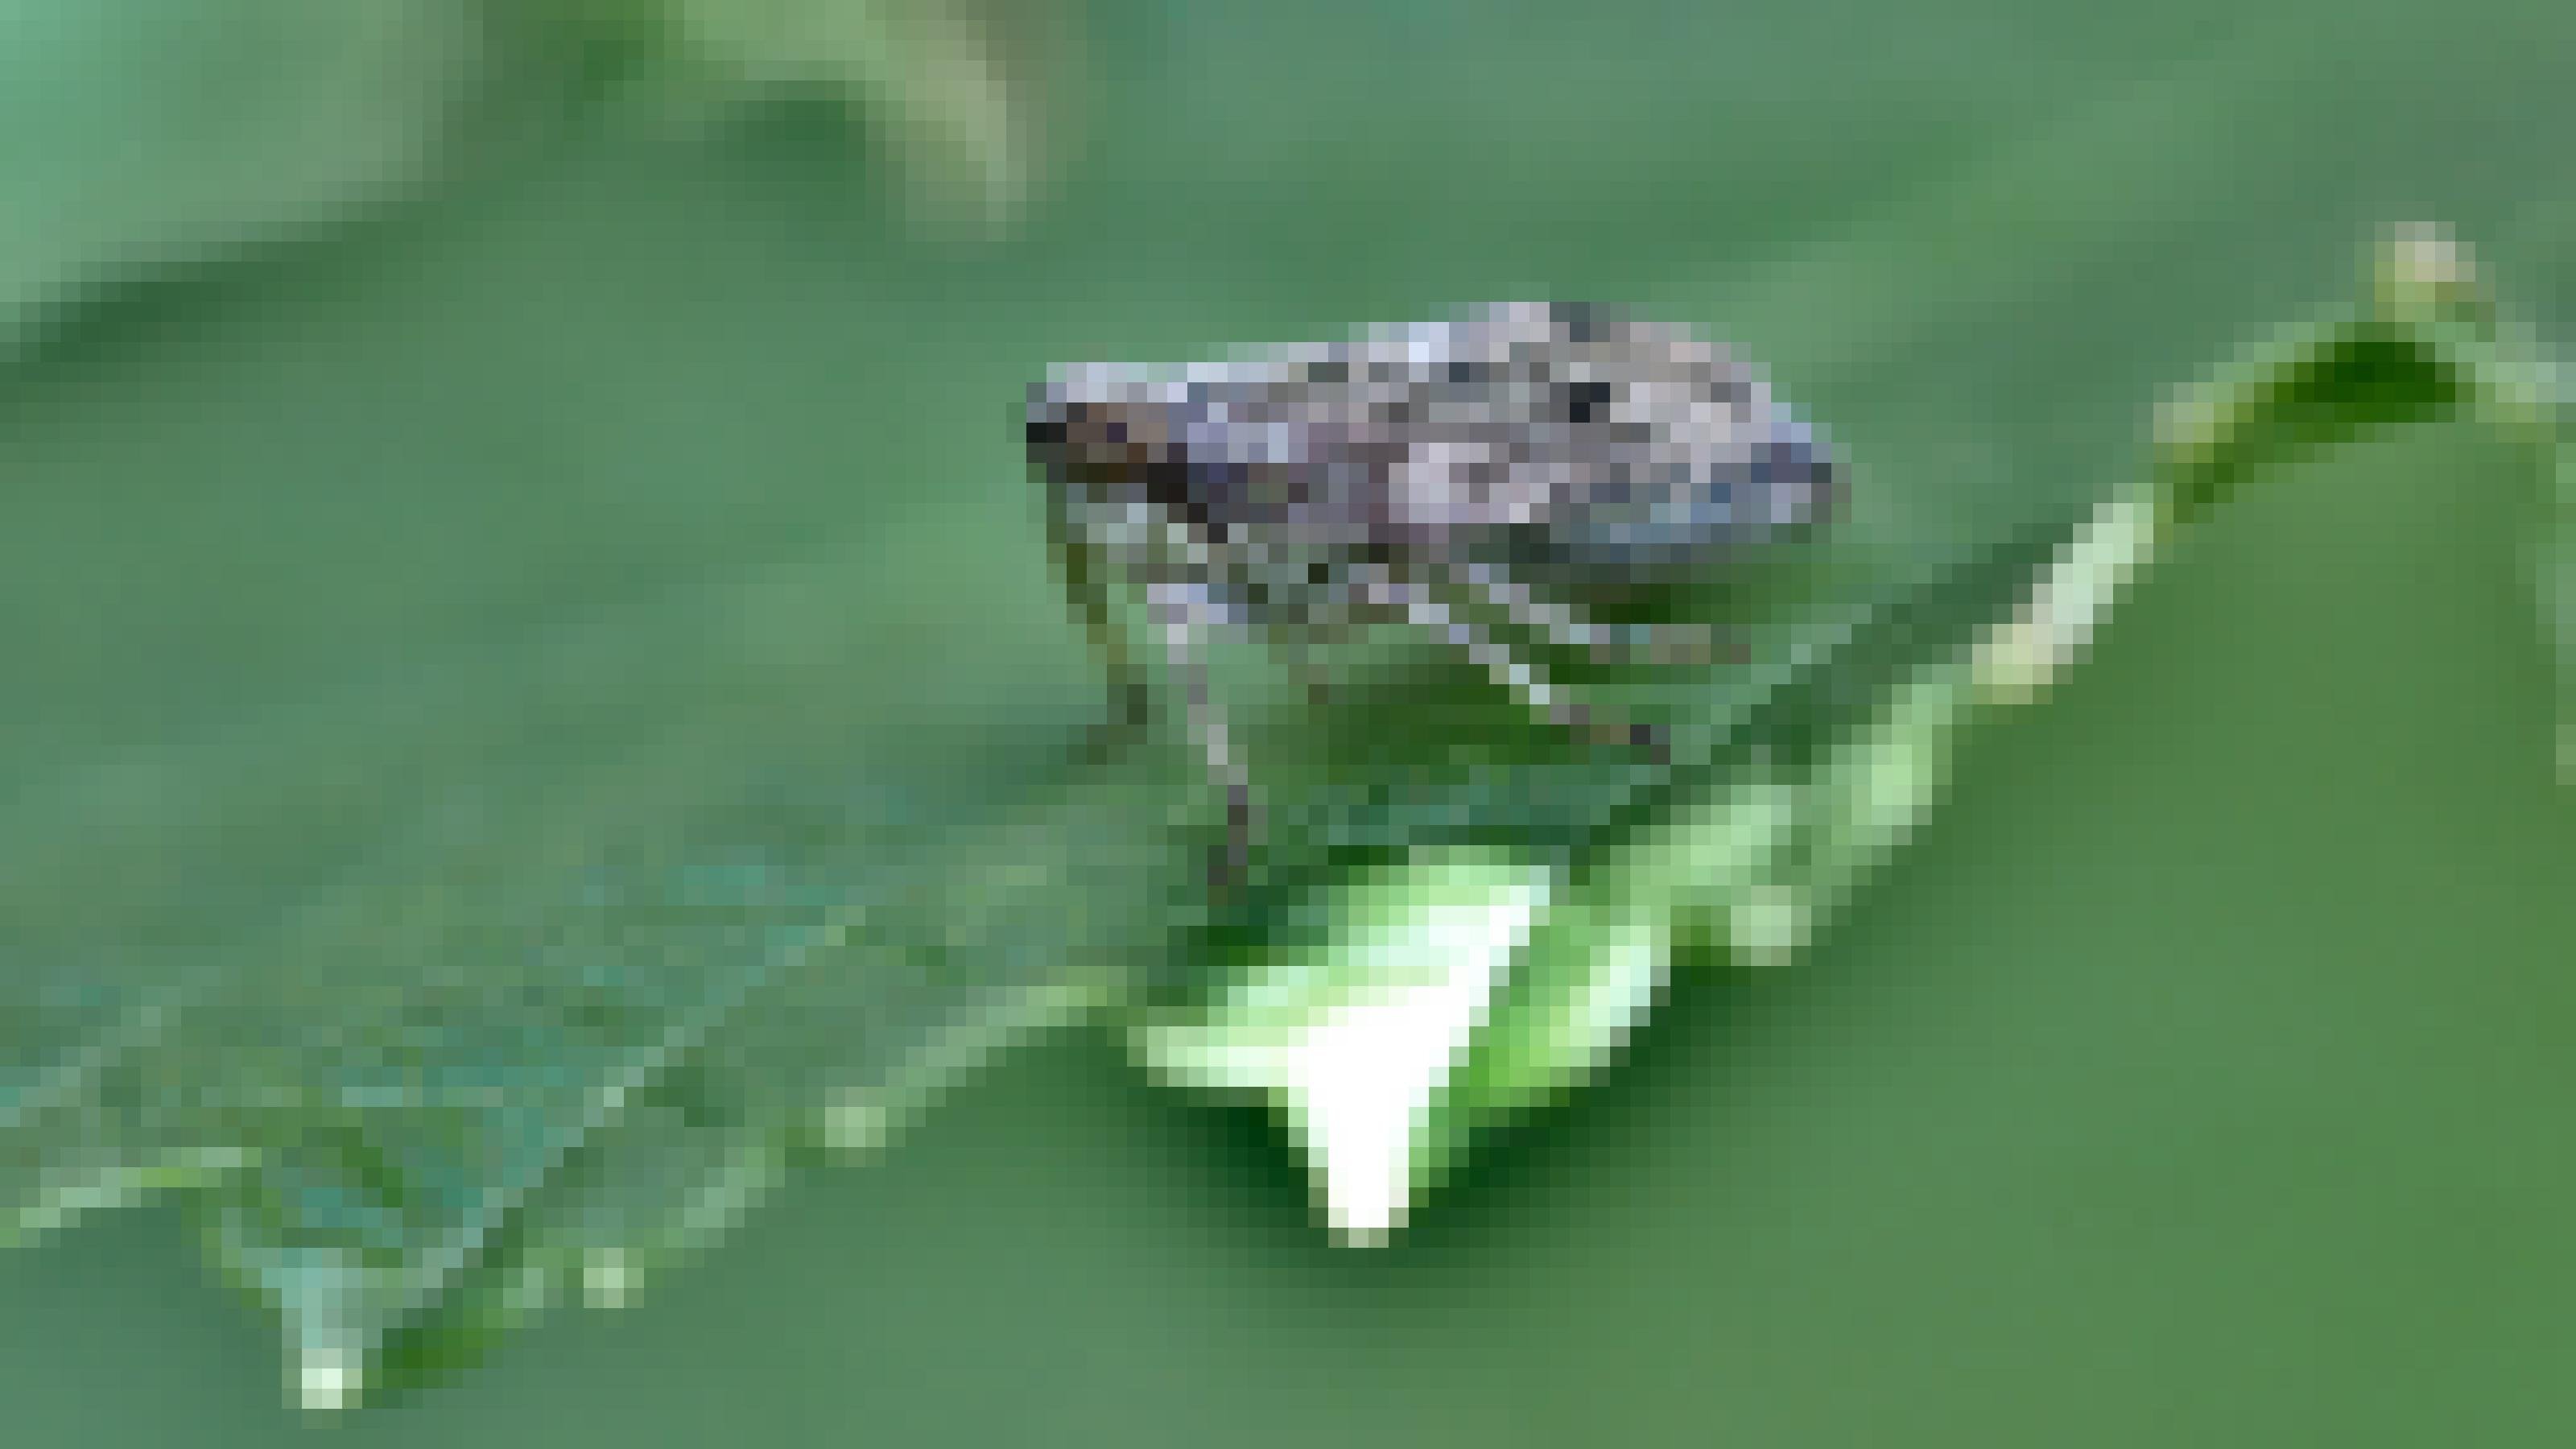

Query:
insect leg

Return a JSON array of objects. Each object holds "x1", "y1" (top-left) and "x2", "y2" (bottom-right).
[
  {"x1": 1046, "y1": 486, "x2": 1161, "y2": 766},
  {"x1": 1447, "y1": 560, "x2": 1728, "y2": 669},
  {"x1": 1350, "y1": 561, "x2": 1670, "y2": 763},
  {"x1": 1146, "y1": 581, "x2": 1262, "y2": 891}
]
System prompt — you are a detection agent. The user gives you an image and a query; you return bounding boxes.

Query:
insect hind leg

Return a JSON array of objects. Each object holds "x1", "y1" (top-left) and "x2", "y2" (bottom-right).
[
  {"x1": 1350, "y1": 561, "x2": 1672, "y2": 765},
  {"x1": 1449, "y1": 560, "x2": 1732, "y2": 670}
]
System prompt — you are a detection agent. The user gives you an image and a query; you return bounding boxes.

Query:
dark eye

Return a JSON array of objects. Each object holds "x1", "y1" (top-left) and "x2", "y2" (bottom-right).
[
  {"x1": 1443, "y1": 358, "x2": 1480, "y2": 386},
  {"x1": 1565, "y1": 378, "x2": 1613, "y2": 425}
]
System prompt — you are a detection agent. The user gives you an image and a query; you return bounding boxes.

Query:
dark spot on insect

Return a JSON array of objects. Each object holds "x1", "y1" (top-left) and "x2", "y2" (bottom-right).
[
  {"x1": 1757, "y1": 427, "x2": 1829, "y2": 489},
  {"x1": 1564, "y1": 378, "x2": 1614, "y2": 426},
  {"x1": 1141, "y1": 453, "x2": 1203, "y2": 525},
  {"x1": 1554, "y1": 301, "x2": 1614, "y2": 344},
  {"x1": 1443, "y1": 358, "x2": 1480, "y2": 386}
]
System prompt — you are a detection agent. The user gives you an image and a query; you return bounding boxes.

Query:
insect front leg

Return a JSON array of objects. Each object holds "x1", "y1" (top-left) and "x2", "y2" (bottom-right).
[
  {"x1": 1047, "y1": 485, "x2": 1162, "y2": 766},
  {"x1": 1146, "y1": 580, "x2": 1263, "y2": 893}
]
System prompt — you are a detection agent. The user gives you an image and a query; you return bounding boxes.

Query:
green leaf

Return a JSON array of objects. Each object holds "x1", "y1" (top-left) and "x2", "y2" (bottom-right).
[
  {"x1": 1140, "y1": 846, "x2": 1549, "y2": 1245},
  {"x1": 193, "y1": 742, "x2": 1189, "y2": 1409},
  {"x1": 1138, "y1": 225, "x2": 2570, "y2": 1242},
  {"x1": 4, "y1": 433, "x2": 1208, "y2": 1408},
  {"x1": 2153, "y1": 225, "x2": 2570, "y2": 768},
  {"x1": 7, "y1": 19, "x2": 2566, "y2": 1394}
]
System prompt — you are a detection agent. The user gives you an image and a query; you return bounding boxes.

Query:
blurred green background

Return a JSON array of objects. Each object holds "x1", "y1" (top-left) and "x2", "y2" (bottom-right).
[{"x1": 3, "y1": 0, "x2": 2573, "y2": 1442}]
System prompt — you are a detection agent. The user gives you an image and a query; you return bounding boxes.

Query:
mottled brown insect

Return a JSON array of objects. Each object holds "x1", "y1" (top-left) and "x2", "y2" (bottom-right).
[{"x1": 1028, "y1": 300, "x2": 1837, "y2": 884}]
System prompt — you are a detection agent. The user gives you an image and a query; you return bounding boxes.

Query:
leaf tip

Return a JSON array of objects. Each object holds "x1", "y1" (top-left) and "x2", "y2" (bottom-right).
[
  {"x1": 2375, "y1": 221, "x2": 2488, "y2": 327},
  {"x1": 299, "y1": 1347, "x2": 357, "y2": 1414}
]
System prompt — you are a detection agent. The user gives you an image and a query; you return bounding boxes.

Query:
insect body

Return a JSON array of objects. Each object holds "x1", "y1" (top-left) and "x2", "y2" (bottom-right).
[{"x1": 1027, "y1": 300, "x2": 1837, "y2": 884}]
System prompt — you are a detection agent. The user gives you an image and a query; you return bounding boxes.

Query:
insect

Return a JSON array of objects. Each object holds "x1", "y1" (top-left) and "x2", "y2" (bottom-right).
[{"x1": 1027, "y1": 300, "x2": 1838, "y2": 886}]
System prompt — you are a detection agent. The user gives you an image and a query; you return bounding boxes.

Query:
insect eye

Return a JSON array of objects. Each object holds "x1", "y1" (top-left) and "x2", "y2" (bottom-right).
[
  {"x1": 1443, "y1": 358, "x2": 1480, "y2": 386},
  {"x1": 1564, "y1": 378, "x2": 1614, "y2": 426},
  {"x1": 1142, "y1": 452, "x2": 1215, "y2": 526}
]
